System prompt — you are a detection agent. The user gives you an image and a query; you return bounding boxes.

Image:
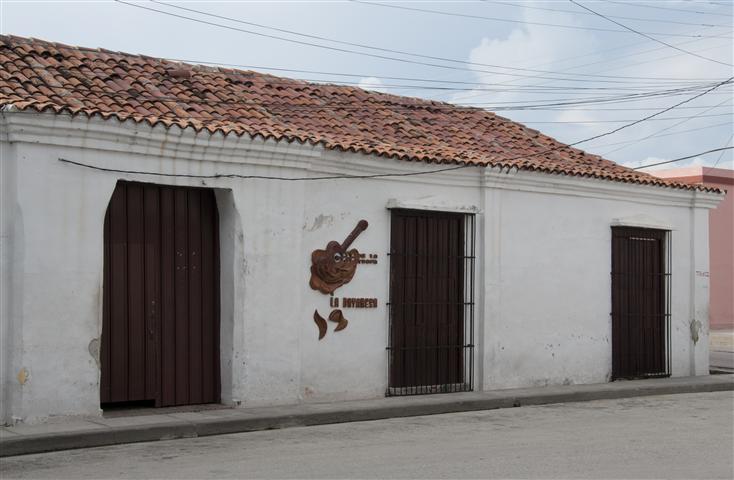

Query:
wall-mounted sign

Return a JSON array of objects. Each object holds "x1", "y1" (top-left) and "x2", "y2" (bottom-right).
[
  {"x1": 358, "y1": 254, "x2": 379, "y2": 265},
  {"x1": 330, "y1": 297, "x2": 378, "y2": 308},
  {"x1": 310, "y1": 219, "x2": 377, "y2": 340}
]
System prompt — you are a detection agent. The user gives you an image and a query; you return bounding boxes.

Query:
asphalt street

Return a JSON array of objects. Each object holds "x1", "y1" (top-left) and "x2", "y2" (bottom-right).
[
  {"x1": 2, "y1": 391, "x2": 733, "y2": 479},
  {"x1": 711, "y1": 350, "x2": 734, "y2": 371}
]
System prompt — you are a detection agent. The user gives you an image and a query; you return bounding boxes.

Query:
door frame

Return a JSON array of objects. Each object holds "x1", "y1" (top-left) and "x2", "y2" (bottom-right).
[
  {"x1": 386, "y1": 208, "x2": 476, "y2": 396},
  {"x1": 610, "y1": 226, "x2": 671, "y2": 380}
]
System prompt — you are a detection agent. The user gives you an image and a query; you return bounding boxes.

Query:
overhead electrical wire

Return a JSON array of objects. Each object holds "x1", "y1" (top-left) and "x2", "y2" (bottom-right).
[
  {"x1": 712, "y1": 133, "x2": 734, "y2": 168},
  {"x1": 9, "y1": 77, "x2": 730, "y2": 115},
  {"x1": 5, "y1": 31, "x2": 730, "y2": 91},
  {"x1": 569, "y1": 0, "x2": 733, "y2": 67},
  {"x1": 167, "y1": 37, "x2": 728, "y2": 91},
  {"x1": 113, "y1": 0, "x2": 730, "y2": 85},
  {"x1": 16, "y1": 63, "x2": 710, "y2": 93},
  {"x1": 348, "y1": 0, "x2": 729, "y2": 38},
  {"x1": 404, "y1": 35, "x2": 733, "y2": 102},
  {"x1": 632, "y1": 147, "x2": 734, "y2": 169},
  {"x1": 151, "y1": 0, "x2": 732, "y2": 82},
  {"x1": 597, "y1": 97, "x2": 733, "y2": 155},
  {"x1": 2, "y1": 3, "x2": 729, "y2": 173},
  {"x1": 446, "y1": 39, "x2": 731, "y2": 103},
  {"x1": 5, "y1": 37, "x2": 725, "y2": 92},
  {"x1": 38, "y1": 76, "x2": 734, "y2": 181},
  {"x1": 483, "y1": 0, "x2": 732, "y2": 28},
  {"x1": 602, "y1": 0, "x2": 733, "y2": 18},
  {"x1": 583, "y1": 121, "x2": 734, "y2": 150},
  {"x1": 415, "y1": 23, "x2": 733, "y2": 98},
  {"x1": 429, "y1": 24, "x2": 732, "y2": 103},
  {"x1": 56, "y1": 147, "x2": 734, "y2": 180},
  {"x1": 511, "y1": 112, "x2": 732, "y2": 124}
]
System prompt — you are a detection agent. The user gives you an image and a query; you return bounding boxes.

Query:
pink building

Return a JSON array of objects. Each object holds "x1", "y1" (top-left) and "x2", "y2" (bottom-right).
[{"x1": 653, "y1": 167, "x2": 733, "y2": 333}]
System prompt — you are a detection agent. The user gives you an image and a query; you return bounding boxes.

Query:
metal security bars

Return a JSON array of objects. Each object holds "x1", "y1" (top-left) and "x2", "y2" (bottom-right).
[
  {"x1": 387, "y1": 210, "x2": 475, "y2": 396},
  {"x1": 611, "y1": 227, "x2": 671, "y2": 380}
]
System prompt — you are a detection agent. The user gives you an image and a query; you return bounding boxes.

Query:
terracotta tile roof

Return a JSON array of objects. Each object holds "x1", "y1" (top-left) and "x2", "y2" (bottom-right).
[{"x1": 0, "y1": 35, "x2": 713, "y2": 192}]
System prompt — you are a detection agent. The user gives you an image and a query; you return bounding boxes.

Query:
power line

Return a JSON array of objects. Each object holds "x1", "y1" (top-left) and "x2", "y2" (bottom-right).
[
  {"x1": 4, "y1": 42, "x2": 723, "y2": 110},
  {"x1": 16, "y1": 62, "x2": 707, "y2": 93},
  {"x1": 548, "y1": 76, "x2": 732, "y2": 145},
  {"x1": 432, "y1": 24, "x2": 733, "y2": 103},
  {"x1": 419, "y1": 23, "x2": 733, "y2": 100},
  {"x1": 154, "y1": 60, "x2": 718, "y2": 87},
  {"x1": 518, "y1": 104, "x2": 731, "y2": 112},
  {"x1": 116, "y1": 0, "x2": 666, "y2": 85},
  {"x1": 3, "y1": 34, "x2": 728, "y2": 87},
  {"x1": 42, "y1": 76, "x2": 733, "y2": 184},
  {"x1": 632, "y1": 147, "x2": 734, "y2": 169},
  {"x1": 712, "y1": 133, "x2": 734, "y2": 167},
  {"x1": 598, "y1": 97, "x2": 733, "y2": 155},
  {"x1": 586, "y1": 121, "x2": 733, "y2": 150},
  {"x1": 349, "y1": 0, "x2": 728, "y2": 38},
  {"x1": 128, "y1": 1, "x2": 728, "y2": 84},
  {"x1": 569, "y1": 0, "x2": 733, "y2": 67},
  {"x1": 510, "y1": 113, "x2": 732, "y2": 124},
  {"x1": 602, "y1": 0, "x2": 733, "y2": 18},
  {"x1": 5, "y1": 77, "x2": 729, "y2": 115},
  {"x1": 56, "y1": 156, "x2": 479, "y2": 181},
  {"x1": 484, "y1": 1, "x2": 732, "y2": 28}
]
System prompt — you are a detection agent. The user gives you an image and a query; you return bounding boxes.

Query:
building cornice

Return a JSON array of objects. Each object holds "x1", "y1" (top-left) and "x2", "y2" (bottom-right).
[{"x1": 0, "y1": 109, "x2": 723, "y2": 209}]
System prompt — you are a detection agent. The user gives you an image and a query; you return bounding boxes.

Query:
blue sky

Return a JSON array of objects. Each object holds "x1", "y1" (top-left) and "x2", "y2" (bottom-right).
[{"x1": 2, "y1": 0, "x2": 732, "y2": 171}]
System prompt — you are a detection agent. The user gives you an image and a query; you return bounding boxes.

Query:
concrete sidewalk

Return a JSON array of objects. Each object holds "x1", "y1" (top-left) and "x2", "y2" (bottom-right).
[{"x1": 2, "y1": 374, "x2": 732, "y2": 458}]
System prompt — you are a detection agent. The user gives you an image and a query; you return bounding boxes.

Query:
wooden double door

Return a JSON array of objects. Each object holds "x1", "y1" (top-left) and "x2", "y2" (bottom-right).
[{"x1": 101, "y1": 181, "x2": 220, "y2": 407}]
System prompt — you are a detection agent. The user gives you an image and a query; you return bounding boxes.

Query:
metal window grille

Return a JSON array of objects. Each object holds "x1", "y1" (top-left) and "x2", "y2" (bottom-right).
[
  {"x1": 386, "y1": 210, "x2": 475, "y2": 396},
  {"x1": 611, "y1": 227, "x2": 671, "y2": 380}
]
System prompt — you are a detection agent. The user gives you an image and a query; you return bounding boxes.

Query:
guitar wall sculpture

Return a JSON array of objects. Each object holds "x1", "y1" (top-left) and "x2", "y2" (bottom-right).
[
  {"x1": 310, "y1": 220, "x2": 368, "y2": 339},
  {"x1": 309, "y1": 220, "x2": 368, "y2": 294}
]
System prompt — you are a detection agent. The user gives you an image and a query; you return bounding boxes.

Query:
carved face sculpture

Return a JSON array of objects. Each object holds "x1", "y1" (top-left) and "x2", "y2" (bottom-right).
[{"x1": 309, "y1": 248, "x2": 360, "y2": 294}]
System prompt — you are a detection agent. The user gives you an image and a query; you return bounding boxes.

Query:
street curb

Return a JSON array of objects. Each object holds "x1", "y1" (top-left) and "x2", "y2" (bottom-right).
[{"x1": 2, "y1": 376, "x2": 732, "y2": 457}]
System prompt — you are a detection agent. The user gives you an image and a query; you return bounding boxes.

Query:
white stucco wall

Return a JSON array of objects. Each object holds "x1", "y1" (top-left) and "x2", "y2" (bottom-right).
[{"x1": 0, "y1": 110, "x2": 720, "y2": 423}]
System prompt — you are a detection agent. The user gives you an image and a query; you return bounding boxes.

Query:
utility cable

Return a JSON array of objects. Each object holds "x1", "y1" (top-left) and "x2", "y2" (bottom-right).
[
  {"x1": 602, "y1": 0, "x2": 732, "y2": 18},
  {"x1": 632, "y1": 147, "x2": 734, "y2": 169},
  {"x1": 349, "y1": 0, "x2": 726, "y2": 38},
  {"x1": 484, "y1": 1, "x2": 731, "y2": 28},
  {"x1": 712, "y1": 133, "x2": 734, "y2": 167},
  {"x1": 112, "y1": 1, "x2": 731, "y2": 84},
  {"x1": 598, "y1": 97, "x2": 733, "y2": 155},
  {"x1": 2, "y1": 34, "x2": 728, "y2": 86},
  {"x1": 5, "y1": 78, "x2": 729, "y2": 115},
  {"x1": 152, "y1": 0, "x2": 731, "y2": 83},
  {"x1": 569, "y1": 0, "x2": 733, "y2": 67},
  {"x1": 48, "y1": 77, "x2": 733, "y2": 182},
  {"x1": 585, "y1": 121, "x2": 734, "y2": 150}
]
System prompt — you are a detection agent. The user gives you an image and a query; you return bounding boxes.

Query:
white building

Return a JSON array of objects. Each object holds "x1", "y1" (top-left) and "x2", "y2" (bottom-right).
[{"x1": 0, "y1": 35, "x2": 722, "y2": 424}]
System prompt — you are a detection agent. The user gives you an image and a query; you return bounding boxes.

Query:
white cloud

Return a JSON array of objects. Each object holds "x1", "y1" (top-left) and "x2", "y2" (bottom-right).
[
  {"x1": 456, "y1": 4, "x2": 600, "y2": 104},
  {"x1": 357, "y1": 76, "x2": 387, "y2": 93},
  {"x1": 456, "y1": 1, "x2": 733, "y2": 168},
  {"x1": 633, "y1": 155, "x2": 712, "y2": 172}
]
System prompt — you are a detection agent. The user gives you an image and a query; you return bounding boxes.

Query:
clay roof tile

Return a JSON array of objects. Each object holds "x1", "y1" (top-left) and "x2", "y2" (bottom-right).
[{"x1": 0, "y1": 34, "x2": 716, "y2": 193}]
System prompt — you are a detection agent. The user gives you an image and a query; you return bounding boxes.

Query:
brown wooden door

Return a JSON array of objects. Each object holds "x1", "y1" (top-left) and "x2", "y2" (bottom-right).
[
  {"x1": 611, "y1": 227, "x2": 668, "y2": 380},
  {"x1": 101, "y1": 181, "x2": 220, "y2": 407},
  {"x1": 389, "y1": 209, "x2": 465, "y2": 392}
]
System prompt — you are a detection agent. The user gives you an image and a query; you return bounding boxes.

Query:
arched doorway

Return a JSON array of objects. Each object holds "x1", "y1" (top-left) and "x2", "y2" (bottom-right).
[{"x1": 101, "y1": 181, "x2": 220, "y2": 407}]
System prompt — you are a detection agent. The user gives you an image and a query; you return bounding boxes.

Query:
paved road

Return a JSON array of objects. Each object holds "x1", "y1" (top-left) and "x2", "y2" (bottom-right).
[
  {"x1": 711, "y1": 350, "x2": 734, "y2": 371},
  {"x1": 2, "y1": 392, "x2": 732, "y2": 479}
]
